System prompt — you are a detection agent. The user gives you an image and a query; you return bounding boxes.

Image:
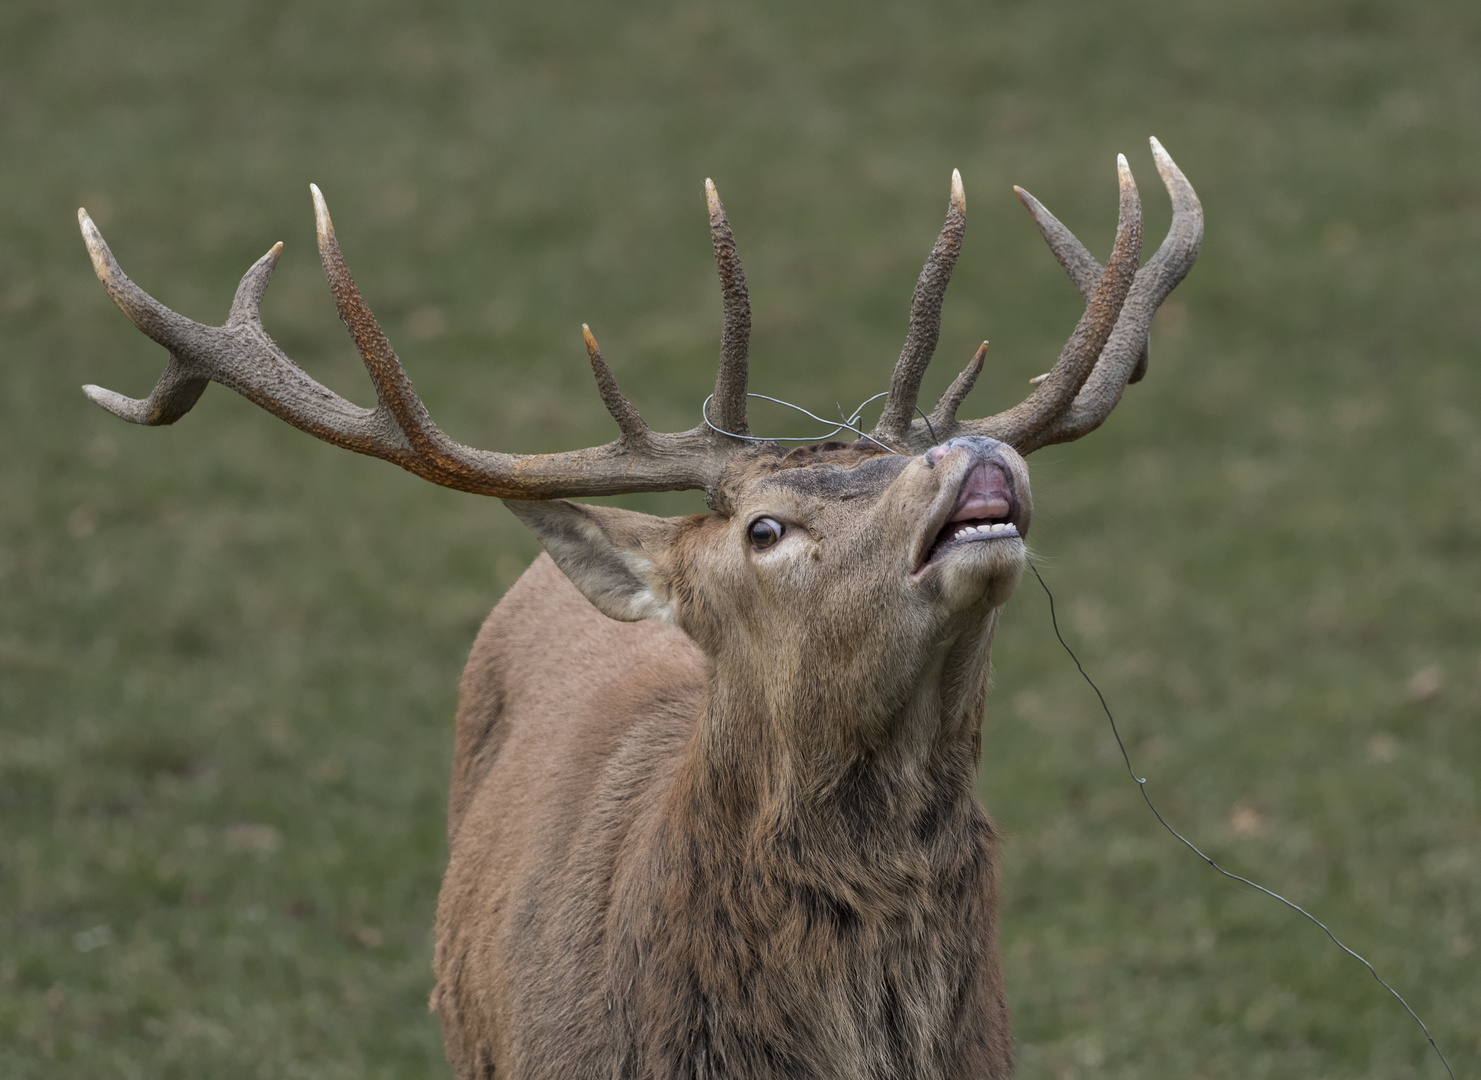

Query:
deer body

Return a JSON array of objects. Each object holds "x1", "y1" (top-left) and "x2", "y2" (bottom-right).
[
  {"x1": 77, "y1": 139, "x2": 1199, "y2": 1078},
  {"x1": 433, "y1": 553, "x2": 1010, "y2": 1079}
]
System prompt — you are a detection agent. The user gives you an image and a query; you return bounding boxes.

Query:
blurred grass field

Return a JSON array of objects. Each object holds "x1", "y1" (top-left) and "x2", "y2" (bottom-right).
[{"x1": 2, "y1": 0, "x2": 1478, "y2": 1076}]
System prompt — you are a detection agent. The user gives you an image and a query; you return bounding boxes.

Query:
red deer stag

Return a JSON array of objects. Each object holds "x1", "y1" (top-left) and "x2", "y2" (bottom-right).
[{"x1": 78, "y1": 138, "x2": 1201, "y2": 1080}]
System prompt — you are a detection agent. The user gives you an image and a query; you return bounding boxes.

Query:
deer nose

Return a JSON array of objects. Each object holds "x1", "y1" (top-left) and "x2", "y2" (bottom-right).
[{"x1": 925, "y1": 435, "x2": 1009, "y2": 468}]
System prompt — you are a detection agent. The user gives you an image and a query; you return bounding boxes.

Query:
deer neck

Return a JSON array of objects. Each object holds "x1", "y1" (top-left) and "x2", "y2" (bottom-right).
[
  {"x1": 609, "y1": 613, "x2": 1009, "y2": 1077},
  {"x1": 677, "y1": 610, "x2": 1000, "y2": 857}
]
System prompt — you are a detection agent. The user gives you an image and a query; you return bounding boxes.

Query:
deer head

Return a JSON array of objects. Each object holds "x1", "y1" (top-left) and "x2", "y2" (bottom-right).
[{"x1": 78, "y1": 140, "x2": 1199, "y2": 762}]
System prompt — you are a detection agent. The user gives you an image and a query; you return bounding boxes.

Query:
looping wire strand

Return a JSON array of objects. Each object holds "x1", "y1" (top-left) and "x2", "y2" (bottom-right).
[
  {"x1": 1027, "y1": 559, "x2": 1455, "y2": 1080},
  {"x1": 702, "y1": 391, "x2": 900, "y2": 454}
]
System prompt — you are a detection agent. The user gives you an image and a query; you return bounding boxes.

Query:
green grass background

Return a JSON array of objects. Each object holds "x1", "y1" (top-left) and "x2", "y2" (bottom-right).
[{"x1": 3, "y1": 0, "x2": 1478, "y2": 1076}]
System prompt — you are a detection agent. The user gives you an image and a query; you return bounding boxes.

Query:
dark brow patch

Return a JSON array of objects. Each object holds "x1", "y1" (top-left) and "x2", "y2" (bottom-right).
[{"x1": 757, "y1": 453, "x2": 911, "y2": 499}]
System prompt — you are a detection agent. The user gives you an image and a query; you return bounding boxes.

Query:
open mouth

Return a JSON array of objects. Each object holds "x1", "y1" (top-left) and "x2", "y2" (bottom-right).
[{"x1": 919, "y1": 459, "x2": 1021, "y2": 569}]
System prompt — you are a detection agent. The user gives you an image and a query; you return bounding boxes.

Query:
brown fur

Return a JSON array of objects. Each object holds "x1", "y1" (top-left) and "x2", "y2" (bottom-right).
[{"x1": 433, "y1": 437, "x2": 1031, "y2": 1079}]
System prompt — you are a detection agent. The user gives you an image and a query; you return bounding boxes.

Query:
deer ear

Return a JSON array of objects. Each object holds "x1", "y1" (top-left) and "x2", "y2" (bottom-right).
[{"x1": 503, "y1": 500, "x2": 681, "y2": 623}]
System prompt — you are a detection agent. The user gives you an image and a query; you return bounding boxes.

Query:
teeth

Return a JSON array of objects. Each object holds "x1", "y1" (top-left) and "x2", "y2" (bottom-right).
[{"x1": 951, "y1": 521, "x2": 1018, "y2": 539}]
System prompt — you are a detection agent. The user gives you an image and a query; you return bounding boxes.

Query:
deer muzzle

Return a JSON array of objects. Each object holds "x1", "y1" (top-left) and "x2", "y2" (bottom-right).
[{"x1": 916, "y1": 437, "x2": 1030, "y2": 575}]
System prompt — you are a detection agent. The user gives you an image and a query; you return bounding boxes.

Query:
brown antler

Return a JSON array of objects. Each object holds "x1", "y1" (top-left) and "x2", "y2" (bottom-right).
[
  {"x1": 79, "y1": 182, "x2": 760, "y2": 501},
  {"x1": 873, "y1": 170, "x2": 967, "y2": 443},
  {"x1": 706, "y1": 178, "x2": 752, "y2": 437},
  {"x1": 880, "y1": 139, "x2": 1200, "y2": 455},
  {"x1": 1004, "y1": 137, "x2": 1202, "y2": 448}
]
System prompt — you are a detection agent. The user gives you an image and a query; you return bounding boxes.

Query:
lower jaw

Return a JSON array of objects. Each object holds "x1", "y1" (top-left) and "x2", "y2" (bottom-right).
[
  {"x1": 933, "y1": 548, "x2": 1025, "y2": 598},
  {"x1": 918, "y1": 536, "x2": 1023, "y2": 577}
]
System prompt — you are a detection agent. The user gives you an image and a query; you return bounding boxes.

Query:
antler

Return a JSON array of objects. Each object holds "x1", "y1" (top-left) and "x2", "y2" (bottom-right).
[
  {"x1": 81, "y1": 146, "x2": 1198, "y2": 496},
  {"x1": 1004, "y1": 136, "x2": 1202, "y2": 448},
  {"x1": 79, "y1": 181, "x2": 757, "y2": 502},
  {"x1": 872, "y1": 170, "x2": 967, "y2": 443},
  {"x1": 878, "y1": 138, "x2": 1201, "y2": 455}
]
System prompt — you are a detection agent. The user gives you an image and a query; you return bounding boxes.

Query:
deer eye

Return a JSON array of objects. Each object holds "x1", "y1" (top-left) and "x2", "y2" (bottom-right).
[{"x1": 748, "y1": 517, "x2": 784, "y2": 550}]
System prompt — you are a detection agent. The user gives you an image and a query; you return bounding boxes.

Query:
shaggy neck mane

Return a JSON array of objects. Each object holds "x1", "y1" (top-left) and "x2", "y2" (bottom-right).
[
  {"x1": 667, "y1": 620, "x2": 999, "y2": 902},
  {"x1": 602, "y1": 630, "x2": 1008, "y2": 1080}
]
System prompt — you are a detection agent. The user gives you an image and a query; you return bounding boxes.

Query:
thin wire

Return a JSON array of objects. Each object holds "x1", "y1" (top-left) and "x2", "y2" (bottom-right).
[
  {"x1": 1027, "y1": 559, "x2": 1456, "y2": 1080},
  {"x1": 915, "y1": 405, "x2": 938, "y2": 445},
  {"x1": 835, "y1": 391, "x2": 894, "y2": 447},
  {"x1": 702, "y1": 391, "x2": 900, "y2": 454},
  {"x1": 846, "y1": 390, "x2": 890, "y2": 426}
]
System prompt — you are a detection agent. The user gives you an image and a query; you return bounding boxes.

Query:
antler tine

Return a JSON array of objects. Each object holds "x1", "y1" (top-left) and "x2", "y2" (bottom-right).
[
  {"x1": 79, "y1": 190, "x2": 744, "y2": 501},
  {"x1": 311, "y1": 184, "x2": 531, "y2": 487},
  {"x1": 80, "y1": 207, "x2": 212, "y2": 350},
  {"x1": 873, "y1": 169, "x2": 967, "y2": 444},
  {"x1": 927, "y1": 341, "x2": 988, "y2": 432},
  {"x1": 1027, "y1": 137, "x2": 1203, "y2": 447},
  {"x1": 582, "y1": 324, "x2": 649, "y2": 440},
  {"x1": 1013, "y1": 186, "x2": 1101, "y2": 300},
  {"x1": 313, "y1": 184, "x2": 455, "y2": 463},
  {"x1": 706, "y1": 179, "x2": 751, "y2": 437},
  {"x1": 226, "y1": 239, "x2": 283, "y2": 328},
  {"x1": 1016, "y1": 171, "x2": 1152, "y2": 383},
  {"x1": 933, "y1": 155, "x2": 1142, "y2": 454}
]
